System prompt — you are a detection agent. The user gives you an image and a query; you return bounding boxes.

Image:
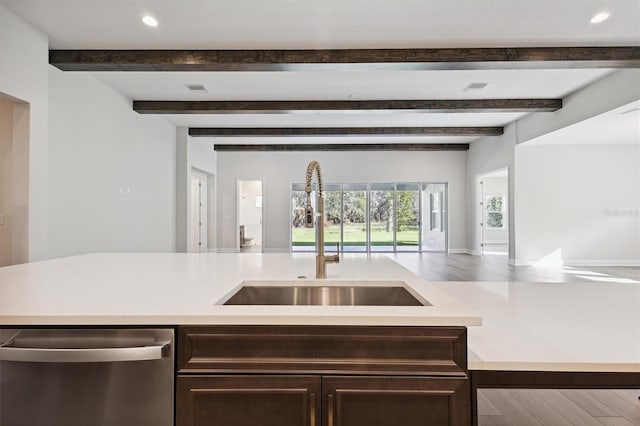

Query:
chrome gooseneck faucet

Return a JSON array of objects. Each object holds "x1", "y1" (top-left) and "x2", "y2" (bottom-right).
[{"x1": 304, "y1": 160, "x2": 340, "y2": 279}]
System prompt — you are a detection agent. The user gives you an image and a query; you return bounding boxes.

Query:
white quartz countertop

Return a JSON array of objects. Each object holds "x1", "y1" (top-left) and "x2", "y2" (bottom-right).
[
  {"x1": 0, "y1": 253, "x2": 480, "y2": 327},
  {"x1": 2, "y1": 253, "x2": 638, "y2": 373},
  {"x1": 428, "y1": 280, "x2": 640, "y2": 373}
]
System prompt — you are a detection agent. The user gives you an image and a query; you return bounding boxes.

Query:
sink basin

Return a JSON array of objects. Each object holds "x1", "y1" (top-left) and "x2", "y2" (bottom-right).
[{"x1": 221, "y1": 281, "x2": 429, "y2": 306}]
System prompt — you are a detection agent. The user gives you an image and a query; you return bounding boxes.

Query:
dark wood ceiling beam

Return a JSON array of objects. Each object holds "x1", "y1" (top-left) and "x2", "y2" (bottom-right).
[
  {"x1": 134, "y1": 99, "x2": 561, "y2": 114},
  {"x1": 189, "y1": 126, "x2": 503, "y2": 137},
  {"x1": 213, "y1": 143, "x2": 469, "y2": 151},
  {"x1": 50, "y1": 47, "x2": 640, "y2": 71}
]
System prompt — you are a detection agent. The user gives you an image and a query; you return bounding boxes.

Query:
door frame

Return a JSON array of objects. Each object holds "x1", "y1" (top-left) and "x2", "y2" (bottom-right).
[{"x1": 475, "y1": 167, "x2": 509, "y2": 257}]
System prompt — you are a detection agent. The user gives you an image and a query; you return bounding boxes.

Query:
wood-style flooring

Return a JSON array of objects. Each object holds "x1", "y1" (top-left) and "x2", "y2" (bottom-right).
[
  {"x1": 390, "y1": 252, "x2": 639, "y2": 283},
  {"x1": 390, "y1": 252, "x2": 640, "y2": 426},
  {"x1": 478, "y1": 389, "x2": 640, "y2": 426}
]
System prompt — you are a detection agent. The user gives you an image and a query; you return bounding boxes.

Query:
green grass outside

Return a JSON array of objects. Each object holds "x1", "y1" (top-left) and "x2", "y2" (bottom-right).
[{"x1": 292, "y1": 223, "x2": 419, "y2": 246}]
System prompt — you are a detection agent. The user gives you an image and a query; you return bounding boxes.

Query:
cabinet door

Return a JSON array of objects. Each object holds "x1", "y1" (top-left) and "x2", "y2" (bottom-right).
[
  {"x1": 177, "y1": 375, "x2": 321, "y2": 426},
  {"x1": 322, "y1": 376, "x2": 469, "y2": 426}
]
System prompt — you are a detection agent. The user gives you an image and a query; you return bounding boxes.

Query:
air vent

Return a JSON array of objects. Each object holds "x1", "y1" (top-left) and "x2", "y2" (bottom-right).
[
  {"x1": 464, "y1": 82, "x2": 489, "y2": 91},
  {"x1": 185, "y1": 84, "x2": 209, "y2": 93}
]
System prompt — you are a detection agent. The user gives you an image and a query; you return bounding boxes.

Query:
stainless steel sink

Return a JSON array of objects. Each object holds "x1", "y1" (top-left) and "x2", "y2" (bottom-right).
[{"x1": 222, "y1": 281, "x2": 429, "y2": 306}]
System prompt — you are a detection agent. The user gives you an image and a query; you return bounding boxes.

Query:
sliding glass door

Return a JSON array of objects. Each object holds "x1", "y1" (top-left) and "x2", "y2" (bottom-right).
[
  {"x1": 291, "y1": 183, "x2": 314, "y2": 252},
  {"x1": 395, "y1": 183, "x2": 420, "y2": 252},
  {"x1": 291, "y1": 182, "x2": 447, "y2": 253},
  {"x1": 323, "y1": 183, "x2": 341, "y2": 253},
  {"x1": 342, "y1": 183, "x2": 367, "y2": 252},
  {"x1": 369, "y1": 183, "x2": 395, "y2": 252}
]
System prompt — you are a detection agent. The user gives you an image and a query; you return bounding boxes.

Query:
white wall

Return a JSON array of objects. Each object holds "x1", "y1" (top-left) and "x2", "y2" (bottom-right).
[
  {"x1": 466, "y1": 124, "x2": 516, "y2": 259},
  {"x1": 216, "y1": 150, "x2": 467, "y2": 252},
  {"x1": 0, "y1": 5, "x2": 49, "y2": 261},
  {"x1": 515, "y1": 144, "x2": 639, "y2": 265},
  {"x1": 47, "y1": 67, "x2": 176, "y2": 258},
  {"x1": 481, "y1": 176, "x2": 508, "y2": 244}
]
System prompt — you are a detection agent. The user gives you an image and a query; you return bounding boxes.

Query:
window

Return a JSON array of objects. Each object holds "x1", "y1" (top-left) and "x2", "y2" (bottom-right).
[
  {"x1": 291, "y1": 182, "x2": 448, "y2": 253},
  {"x1": 485, "y1": 196, "x2": 505, "y2": 229},
  {"x1": 430, "y1": 192, "x2": 441, "y2": 231}
]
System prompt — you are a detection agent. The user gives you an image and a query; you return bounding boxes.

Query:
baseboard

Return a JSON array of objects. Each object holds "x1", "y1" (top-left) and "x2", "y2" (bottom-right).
[
  {"x1": 563, "y1": 259, "x2": 640, "y2": 267},
  {"x1": 216, "y1": 248, "x2": 239, "y2": 253},
  {"x1": 262, "y1": 248, "x2": 290, "y2": 253},
  {"x1": 512, "y1": 259, "x2": 640, "y2": 267},
  {"x1": 449, "y1": 248, "x2": 474, "y2": 255}
]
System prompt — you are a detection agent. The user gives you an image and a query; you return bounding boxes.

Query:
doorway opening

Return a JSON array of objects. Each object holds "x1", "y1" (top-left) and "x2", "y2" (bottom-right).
[
  {"x1": 237, "y1": 180, "x2": 264, "y2": 253},
  {"x1": 476, "y1": 168, "x2": 509, "y2": 258},
  {"x1": 0, "y1": 93, "x2": 30, "y2": 266},
  {"x1": 190, "y1": 169, "x2": 215, "y2": 253}
]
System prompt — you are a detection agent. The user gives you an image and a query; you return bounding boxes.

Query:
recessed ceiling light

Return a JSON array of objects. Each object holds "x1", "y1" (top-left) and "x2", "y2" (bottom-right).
[
  {"x1": 142, "y1": 15, "x2": 158, "y2": 27},
  {"x1": 590, "y1": 12, "x2": 610, "y2": 24},
  {"x1": 464, "y1": 82, "x2": 488, "y2": 91}
]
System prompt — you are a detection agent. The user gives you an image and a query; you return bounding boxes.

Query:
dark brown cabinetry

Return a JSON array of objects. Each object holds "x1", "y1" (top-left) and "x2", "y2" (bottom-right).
[
  {"x1": 177, "y1": 375, "x2": 320, "y2": 426},
  {"x1": 323, "y1": 376, "x2": 468, "y2": 426},
  {"x1": 177, "y1": 325, "x2": 469, "y2": 426}
]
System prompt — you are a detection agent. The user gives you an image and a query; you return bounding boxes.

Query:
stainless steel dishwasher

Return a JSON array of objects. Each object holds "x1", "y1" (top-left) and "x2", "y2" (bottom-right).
[{"x1": 0, "y1": 328, "x2": 174, "y2": 426}]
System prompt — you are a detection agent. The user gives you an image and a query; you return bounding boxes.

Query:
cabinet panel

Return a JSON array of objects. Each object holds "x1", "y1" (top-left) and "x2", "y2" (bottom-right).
[
  {"x1": 323, "y1": 376, "x2": 469, "y2": 426},
  {"x1": 177, "y1": 375, "x2": 321, "y2": 426},
  {"x1": 178, "y1": 325, "x2": 467, "y2": 375}
]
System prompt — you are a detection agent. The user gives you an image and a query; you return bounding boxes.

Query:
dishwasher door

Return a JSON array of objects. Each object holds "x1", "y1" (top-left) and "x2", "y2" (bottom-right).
[{"x1": 0, "y1": 328, "x2": 174, "y2": 426}]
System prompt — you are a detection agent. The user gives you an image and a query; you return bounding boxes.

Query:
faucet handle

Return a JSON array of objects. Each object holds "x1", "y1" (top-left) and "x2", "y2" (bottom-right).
[{"x1": 305, "y1": 206, "x2": 315, "y2": 228}]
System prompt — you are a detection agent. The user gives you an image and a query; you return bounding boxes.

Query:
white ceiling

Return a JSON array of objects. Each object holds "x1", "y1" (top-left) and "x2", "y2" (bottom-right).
[
  {"x1": 3, "y1": 0, "x2": 638, "y2": 143},
  {"x1": 95, "y1": 70, "x2": 612, "y2": 101},
  {"x1": 154, "y1": 112, "x2": 529, "y2": 128},
  {"x1": 2, "y1": 0, "x2": 639, "y2": 49}
]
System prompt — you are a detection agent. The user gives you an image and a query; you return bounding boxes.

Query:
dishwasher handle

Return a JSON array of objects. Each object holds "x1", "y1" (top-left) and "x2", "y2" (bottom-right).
[{"x1": 0, "y1": 342, "x2": 171, "y2": 363}]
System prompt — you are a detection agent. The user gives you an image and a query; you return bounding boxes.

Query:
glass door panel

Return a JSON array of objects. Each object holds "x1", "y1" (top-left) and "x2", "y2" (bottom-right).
[
  {"x1": 396, "y1": 183, "x2": 420, "y2": 252},
  {"x1": 291, "y1": 183, "x2": 314, "y2": 252},
  {"x1": 369, "y1": 183, "x2": 395, "y2": 252},
  {"x1": 342, "y1": 183, "x2": 367, "y2": 252},
  {"x1": 323, "y1": 183, "x2": 342, "y2": 253},
  {"x1": 421, "y1": 183, "x2": 447, "y2": 252}
]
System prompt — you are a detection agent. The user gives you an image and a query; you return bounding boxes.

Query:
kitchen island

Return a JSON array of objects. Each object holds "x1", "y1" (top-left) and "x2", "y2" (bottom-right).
[
  {"x1": 0, "y1": 253, "x2": 480, "y2": 426},
  {"x1": 2, "y1": 253, "x2": 638, "y2": 425}
]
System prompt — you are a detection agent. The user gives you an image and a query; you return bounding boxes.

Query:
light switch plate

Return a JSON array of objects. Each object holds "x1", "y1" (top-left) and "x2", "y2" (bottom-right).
[{"x1": 0, "y1": 214, "x2": 4, "y2": 225}]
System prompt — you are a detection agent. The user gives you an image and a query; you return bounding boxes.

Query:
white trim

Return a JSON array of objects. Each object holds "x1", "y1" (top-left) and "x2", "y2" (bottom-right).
[
  {"x1": 483, "y1": 240, "x2": 509, "y2": 244},
  {"x1": 449, "y1": 248, "x2": 473, "y2": 255},
  {"x1": 262, "y1": 248, "x2": 290, "y2": 253},
  {"x1": 216, "y1": 248, "x2": 238, "y2": 253},
  {"x1": 564, "y1": 259, "x2": 640, "y2": 267},
  {"x1": 512, "y1": 259, "x2": 640, "y2": 267}
]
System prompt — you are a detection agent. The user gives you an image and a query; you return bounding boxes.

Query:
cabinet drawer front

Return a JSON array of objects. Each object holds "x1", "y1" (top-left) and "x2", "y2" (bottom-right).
[
  {"x1": 323, "y1": 376, "x2": 469, "y2": 426},
  {"x1": 177, "y1": 375, "x2": 321, "y2": 426},
  {"x1": 178, "y1": 325, "x2": 467, "y2": 375}
]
